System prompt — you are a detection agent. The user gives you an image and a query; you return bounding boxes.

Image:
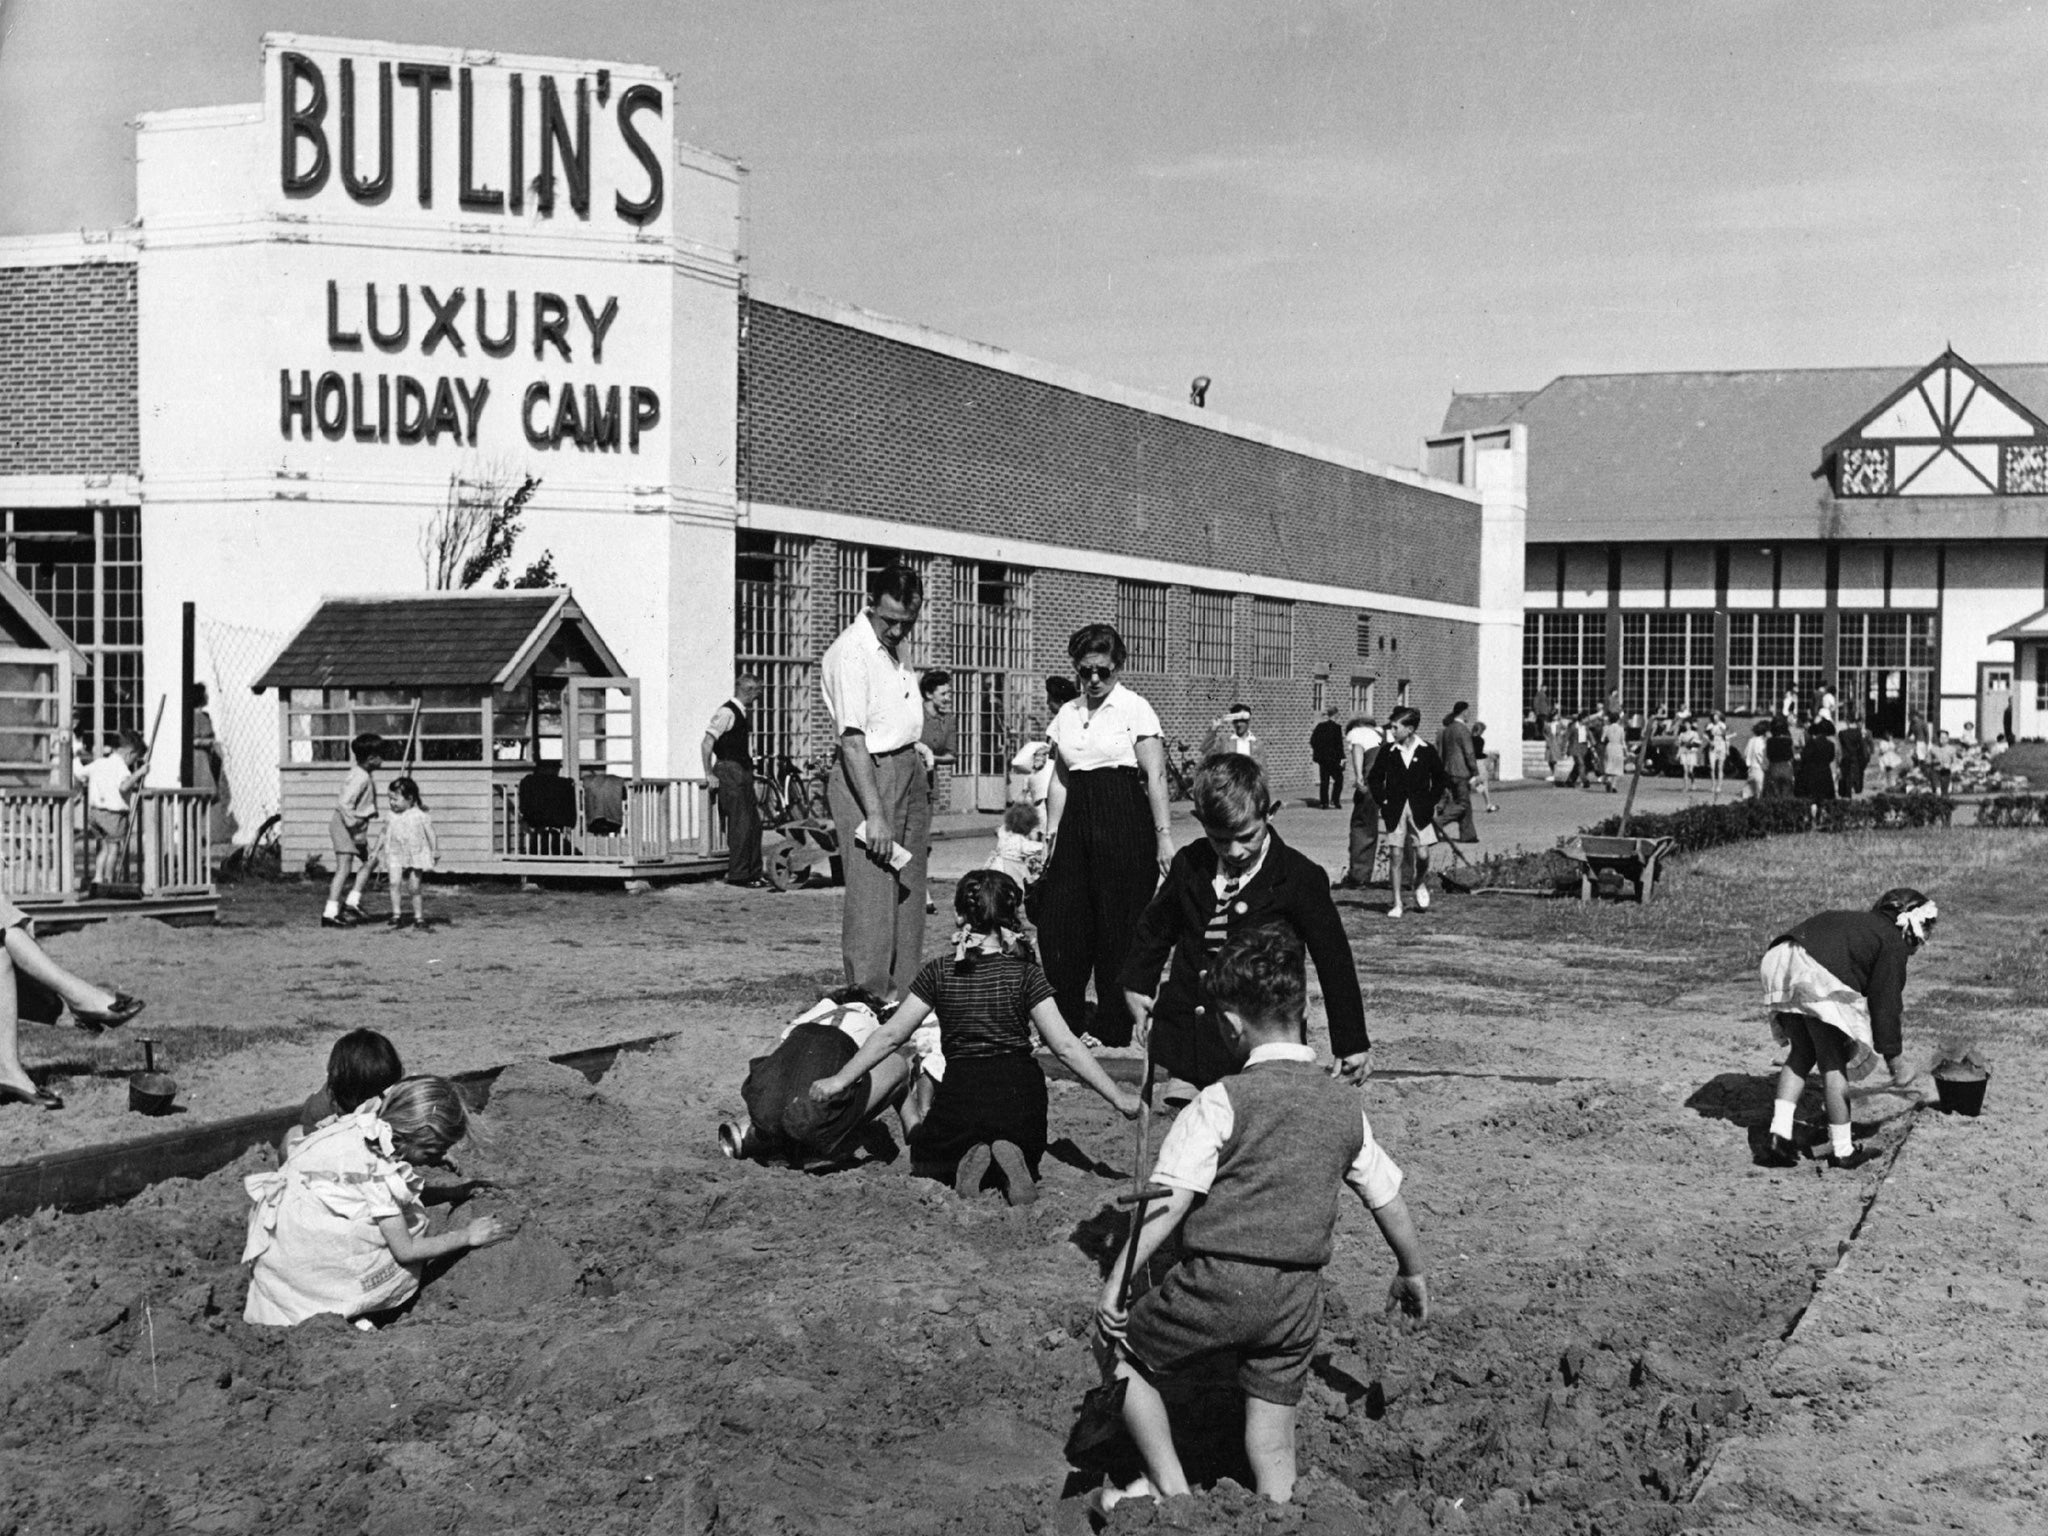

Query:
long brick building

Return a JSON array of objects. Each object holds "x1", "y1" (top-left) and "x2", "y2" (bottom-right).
[{"x1": 0, "y1": 32, "x2": 1518, "y2": 830}]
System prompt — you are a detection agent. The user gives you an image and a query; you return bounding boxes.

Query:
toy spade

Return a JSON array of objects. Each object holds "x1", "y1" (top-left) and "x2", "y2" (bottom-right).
[
  {"x1": 129, "y1": 1037, "x2": 178, "y2": 1116},
  {"x1": 1067, "y1": 1091, "x2": 1172, "y2": 1466}
]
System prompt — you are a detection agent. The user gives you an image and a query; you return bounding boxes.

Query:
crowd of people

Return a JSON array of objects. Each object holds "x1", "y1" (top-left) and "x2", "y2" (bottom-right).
[{"x1": 1528, "y1": 683, "x2": 2001, "y2": 804}]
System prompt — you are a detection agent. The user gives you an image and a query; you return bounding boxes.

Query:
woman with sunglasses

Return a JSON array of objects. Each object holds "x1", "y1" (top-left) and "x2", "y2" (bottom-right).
[{"x1": 1030, "y1": 624, "x2": 1174, "y2": 1048}]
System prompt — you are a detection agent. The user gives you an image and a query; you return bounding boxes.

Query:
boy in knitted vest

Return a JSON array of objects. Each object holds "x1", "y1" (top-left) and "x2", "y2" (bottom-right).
[{"x1": 1096, "y1": 922, "x2": 1429, "y2": 1507}]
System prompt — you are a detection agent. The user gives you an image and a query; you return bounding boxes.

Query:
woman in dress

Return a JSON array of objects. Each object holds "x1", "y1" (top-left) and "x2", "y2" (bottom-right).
[
  {"x1": 1601, "y1": 713, "x2": 1627, "y2": 792},
  {"x1": 1031, "y1": 624, "x2": 1174, "y2": 1048},
  {"x1": 1705, "y1": 711, "x2": 1732, "y2": 801},
  {"x1": 1675, "y1": 715, "x2": 1704, "y2": 796},
  {"x1": 1794, "y1": 719, "x2": 1838, "y2": 802}
]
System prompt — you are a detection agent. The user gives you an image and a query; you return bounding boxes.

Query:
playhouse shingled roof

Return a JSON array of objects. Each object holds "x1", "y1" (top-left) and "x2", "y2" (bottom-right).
[{"x1": 254, "y1": 591, "x2": 622, "y2": 691}]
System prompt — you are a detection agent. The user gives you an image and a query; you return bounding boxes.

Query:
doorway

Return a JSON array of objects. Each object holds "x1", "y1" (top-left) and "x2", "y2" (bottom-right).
[{"x1": 1978, "y1": 662, "x2": 2014, "y2": 744}]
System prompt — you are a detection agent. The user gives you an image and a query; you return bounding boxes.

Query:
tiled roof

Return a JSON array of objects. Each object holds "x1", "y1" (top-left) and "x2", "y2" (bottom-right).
[
  {"x1": 255, "y1": 593, "x2": 567, "y2": 690},
  {"x1": 1443, "y1": 364, "x2": 2048, "y2": 543}
]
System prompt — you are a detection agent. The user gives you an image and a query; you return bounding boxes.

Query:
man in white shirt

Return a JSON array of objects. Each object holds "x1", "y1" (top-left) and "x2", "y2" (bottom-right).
[
  {"x1": 820, "y1": 565, "x2": 929, "y2": 1000},
  {"x1": 1336, "y1": 717, "x2": 1383, "y2": 890}
]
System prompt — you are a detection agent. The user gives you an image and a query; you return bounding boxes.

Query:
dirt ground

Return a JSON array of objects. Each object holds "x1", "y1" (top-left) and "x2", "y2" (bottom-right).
[{"x1": 3, "y1": 828, "x2": 2044, "y2": 1534}]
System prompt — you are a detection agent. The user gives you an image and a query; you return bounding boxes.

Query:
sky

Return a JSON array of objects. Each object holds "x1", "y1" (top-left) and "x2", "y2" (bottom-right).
[{"x1": 0, "y1": 0, "x2": 2042, "y2": 466}]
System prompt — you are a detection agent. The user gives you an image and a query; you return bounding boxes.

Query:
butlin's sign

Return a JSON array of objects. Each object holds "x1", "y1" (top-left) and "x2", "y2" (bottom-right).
[{"x1": 264, "y1": 35, "x2": 673, "y2": 459}]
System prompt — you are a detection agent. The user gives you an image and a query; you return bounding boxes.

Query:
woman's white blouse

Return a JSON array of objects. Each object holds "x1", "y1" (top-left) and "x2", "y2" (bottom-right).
[{"x1": 1047, "y1": 684, "x2": 1163, "y2": 771}]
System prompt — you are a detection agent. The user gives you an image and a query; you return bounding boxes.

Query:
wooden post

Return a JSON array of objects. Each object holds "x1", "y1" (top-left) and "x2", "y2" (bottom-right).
[{"x1": 179, "y1": 602, "x2": 196, "y2": 789}]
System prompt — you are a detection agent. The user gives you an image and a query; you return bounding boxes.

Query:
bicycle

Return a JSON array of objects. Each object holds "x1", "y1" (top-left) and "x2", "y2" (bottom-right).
[
  {"x1": 752, "y1": 754, "x2": 809, "y2": 829},
  {"x1": 1161, "y1": 739, "x2": 1200, "y2": 802}
]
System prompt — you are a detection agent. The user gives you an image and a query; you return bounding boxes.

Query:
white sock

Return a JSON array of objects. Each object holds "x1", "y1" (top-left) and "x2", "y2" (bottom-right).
[
  {"x1": 323, "y1": 900, "x2": 339, "y2": 919},
  {"x1": 1829, "y1": 1122, "x2": 1854, "y2": 1158},
  {"x1": 1769, "y1": 1100, "x2": 1796, "y2": 1140},
  {"x1": 344, "y1": 892, "x2": 362, "y2": 910}
]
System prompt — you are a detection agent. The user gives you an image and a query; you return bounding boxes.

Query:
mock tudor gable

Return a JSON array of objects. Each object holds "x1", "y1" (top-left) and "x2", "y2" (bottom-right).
[{"x1": 1821, "y1": 350, "x2": 2048, "y2": 499}]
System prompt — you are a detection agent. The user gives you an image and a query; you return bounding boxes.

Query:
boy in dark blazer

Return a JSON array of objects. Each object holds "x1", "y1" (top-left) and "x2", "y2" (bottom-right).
[{"x1": 1120, "y1": 754, "x2": 1370, "y2": 1100}]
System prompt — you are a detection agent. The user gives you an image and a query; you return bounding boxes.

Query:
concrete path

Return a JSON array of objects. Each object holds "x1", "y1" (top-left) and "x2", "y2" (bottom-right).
[{"x1": 926, "y1": 768, "x2": 1736, "y2": 883}]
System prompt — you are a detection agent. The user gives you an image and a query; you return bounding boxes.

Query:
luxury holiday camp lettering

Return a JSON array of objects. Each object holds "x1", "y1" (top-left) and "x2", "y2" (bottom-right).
[{"x1": 279, "y1": 282, "x2": 659, "y2": 452}]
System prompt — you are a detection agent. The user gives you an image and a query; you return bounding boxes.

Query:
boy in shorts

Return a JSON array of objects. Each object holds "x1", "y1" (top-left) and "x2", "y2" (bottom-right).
[
  {"x1": 322, "y1": 733, "x2": 383, "y2": 929},
  {"x1": 1098, "y1": 923, "x2": 1429, "y2": 1507},
  {"x1": 82, "y1": 730, "x2": 148, "y2": 889}
]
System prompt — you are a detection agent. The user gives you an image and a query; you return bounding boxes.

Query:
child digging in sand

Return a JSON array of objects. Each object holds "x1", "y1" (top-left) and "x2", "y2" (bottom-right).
[
  {"x1": 284, "y1": 1027, "x2": 405, "y2": 1155},
  {"x1": 243, "y1": 1076, "x2": 516, "y2": 1326},
  {"x1": 1759, "y1": 887, "x2": 1940, "y2": 1170},
  {"x1": 1097, "y1": 923, "x2": 1429, "y2": 1509},
  {"x1": 811, "y1": 869, "x2": 1141, "y2": 1205},
  {"x1": 720, "y1": 986, "x2": 923, "y2": 1166}
]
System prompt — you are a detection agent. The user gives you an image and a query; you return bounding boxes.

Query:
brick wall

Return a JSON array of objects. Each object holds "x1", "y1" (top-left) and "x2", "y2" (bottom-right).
[
  {"x1": 0, "y1": 264, "x2": 138, "y2": 475},
  {"x1": 773, "y1": 545, "x2": 1475, "y2": 800},
  {"x1": 740, "y1": 300, "x2": 1480, "y2": 607}
]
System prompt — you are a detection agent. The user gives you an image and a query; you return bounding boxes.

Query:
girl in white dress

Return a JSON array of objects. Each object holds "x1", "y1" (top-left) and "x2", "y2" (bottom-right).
[
  {"x1": 243, "y1": 1077, "x2": 514, "y2": 1326},
  {"x1": 377, "y1": 777, "x2": 440, "y2": 932}
]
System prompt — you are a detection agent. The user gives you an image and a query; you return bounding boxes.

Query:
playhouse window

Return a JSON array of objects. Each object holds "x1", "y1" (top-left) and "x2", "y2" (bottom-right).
[{"x1": 286, "y1": 688, "x2": 483, "y2": 763}]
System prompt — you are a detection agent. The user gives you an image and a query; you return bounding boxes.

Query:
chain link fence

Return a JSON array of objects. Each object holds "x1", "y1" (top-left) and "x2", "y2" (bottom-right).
[{"x1": 200, "y1": 619, "x2": 287, "y2": 846}]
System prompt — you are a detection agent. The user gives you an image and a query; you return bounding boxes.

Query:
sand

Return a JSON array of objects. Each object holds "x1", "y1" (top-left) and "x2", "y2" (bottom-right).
[{"x1": 5, "y1": 836, "x2": 2046, "y2": 1532}]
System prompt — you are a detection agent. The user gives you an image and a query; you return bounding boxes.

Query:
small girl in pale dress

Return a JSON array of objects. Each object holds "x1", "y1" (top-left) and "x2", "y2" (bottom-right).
[
  {"x1": 378, "y1": 777, "x2": 440, "y2": 932},
  {"x1": 243, "y1": 1076, "x2": 515, "y2": 1326}
]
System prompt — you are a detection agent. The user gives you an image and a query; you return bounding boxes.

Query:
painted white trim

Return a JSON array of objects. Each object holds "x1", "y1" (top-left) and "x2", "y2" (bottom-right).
[
  {"x1": 749, "y1": 279, "x2": 1480, "y2": 504},
  {"x1": 133, "y1": 103, "x2": 263, "y2": 134},
  {"x1": 743, "y1": 500, "x2": 1503, "y2": 625},
  {"x1": 0, "y1": 230, "x2": 139, "y2": 268},
  {"x1": 0, "y1": 474, "x2": 141, "y2": 505}
]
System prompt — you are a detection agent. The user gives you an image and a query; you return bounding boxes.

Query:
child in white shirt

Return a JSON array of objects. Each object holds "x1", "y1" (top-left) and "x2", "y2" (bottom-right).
[{"x1": 81, "y1": 730, "x2": 147, "y2": 888}]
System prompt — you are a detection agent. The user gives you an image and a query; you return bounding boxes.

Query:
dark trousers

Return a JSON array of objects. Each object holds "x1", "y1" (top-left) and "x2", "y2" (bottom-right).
[
  {"x1": 715, "y1": 760, "x2": 762, "y2": 883},
  {"x1": 1315, "y1": 763, "x2": 1343, "y2": 807},
  {"x1": 1030, "y1": 767, "x2": 1155, "y2": 1048},
  {"x1": 1436, "y1": 775, "x2": 1476, "y2": 842},
  {"x1": 1347, "y1": 788, "x2": 1380, "y2": 884}
]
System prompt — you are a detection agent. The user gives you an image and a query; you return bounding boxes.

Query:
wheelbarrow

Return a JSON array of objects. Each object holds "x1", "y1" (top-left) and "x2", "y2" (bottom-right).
[
  {"x1": 763, "y1": 818, "x2": 842, "y2": 891},
  {"x1": 1556, "y1": 833, "x2": 1678, "y2": 903},
  {"x1": 1556, "y1": 719, "x2": 1676, "y2": 903}
]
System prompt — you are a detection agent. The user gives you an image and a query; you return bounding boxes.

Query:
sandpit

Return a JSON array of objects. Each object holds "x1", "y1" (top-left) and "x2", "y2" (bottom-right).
[{"x1": 1, "y1": 1038, "x2": 1886, "y2": 1536}]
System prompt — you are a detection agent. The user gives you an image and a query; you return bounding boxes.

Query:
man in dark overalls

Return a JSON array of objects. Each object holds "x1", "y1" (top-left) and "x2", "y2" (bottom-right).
[{"x1": 703, "y1": 675, "x2": 767, "y2": 887}]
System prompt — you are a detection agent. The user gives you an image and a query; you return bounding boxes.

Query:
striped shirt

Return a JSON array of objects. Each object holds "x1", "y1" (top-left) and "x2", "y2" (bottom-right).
[{"x1": 910, "y1": 951, "x2": 1056, "y2": 1061}]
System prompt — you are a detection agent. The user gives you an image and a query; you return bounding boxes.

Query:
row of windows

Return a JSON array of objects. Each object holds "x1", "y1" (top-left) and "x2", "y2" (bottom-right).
[
  {"x1": 1112, "y1": 582, "x2": 1296, "y2": 679},
  {"x1": 734, "y1": 536, "x2": 1362, "y2": 769},
  {"x1": 1524, "y1": 610, "x2": 1939, "y2": 726}
]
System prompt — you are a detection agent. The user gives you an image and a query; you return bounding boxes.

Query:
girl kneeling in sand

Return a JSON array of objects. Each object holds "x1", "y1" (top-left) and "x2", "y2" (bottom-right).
[
  {"x1": 811, "y1": 870, "x2": 1141, "y2": 1205},
  {"x1": 1760, "y1": 887, "x2": 1939, "y2": 1170},
  {"x1": 243, "y1": 1076, "x2": 516, "y2": 1326}
]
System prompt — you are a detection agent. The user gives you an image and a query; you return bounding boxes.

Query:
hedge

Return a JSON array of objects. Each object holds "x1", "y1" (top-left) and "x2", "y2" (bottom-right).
[
  {"x1": 1580, "y1": 793, "x2": 1956, "y2": 854},
  {"x1": 1977, "y1": 794, "x2": 2048, "y2": 827}
]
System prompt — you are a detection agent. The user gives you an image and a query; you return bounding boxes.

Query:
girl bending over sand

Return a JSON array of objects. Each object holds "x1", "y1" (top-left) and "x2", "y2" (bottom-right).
[{"x1": 243, "y1": 1076, "x2": 516, "y2": 1326}]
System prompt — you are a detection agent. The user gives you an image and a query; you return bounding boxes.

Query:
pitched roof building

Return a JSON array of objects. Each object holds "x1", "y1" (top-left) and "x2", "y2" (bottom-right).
[{"x1": 1432, "y1": 351, "x2": 2048, "y2": 743}]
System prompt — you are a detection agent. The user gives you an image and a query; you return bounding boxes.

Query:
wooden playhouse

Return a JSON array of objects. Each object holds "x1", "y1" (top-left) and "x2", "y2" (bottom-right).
[
  {"x1": 0, "y1": 566, "x2": 216, "y2": 924},
  {"x1": 255, "y1": 590, "x2": 726, "y2": 881}
]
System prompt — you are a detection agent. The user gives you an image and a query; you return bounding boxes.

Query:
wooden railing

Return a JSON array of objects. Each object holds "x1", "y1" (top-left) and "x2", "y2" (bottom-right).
[
  {"x1": 0, "y1": 790, "x2": 75, "y2": 901},
  {"x1": 489, "y1": 777, "x2": 725, "y2": 865},
  {"x1": 0, "y1": 788, "x2": 216, "y2": 903},
  {"x1": 138, "y1": 790, "x2": 216, "y2": 897}
]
